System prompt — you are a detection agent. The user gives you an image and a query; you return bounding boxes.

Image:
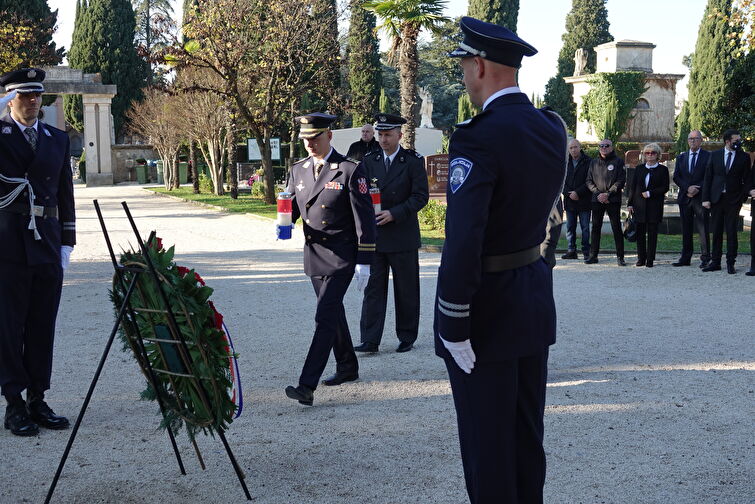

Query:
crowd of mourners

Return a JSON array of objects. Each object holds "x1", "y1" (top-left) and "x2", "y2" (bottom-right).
[{"x1": 561, "y1": 129, "x2": 755, "y2": 275}]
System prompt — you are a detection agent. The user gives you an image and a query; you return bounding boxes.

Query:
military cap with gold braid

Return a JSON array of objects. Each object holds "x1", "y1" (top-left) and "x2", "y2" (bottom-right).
[
  {"x1": 296, "y1": 112, "x2": 337, "y2": 139},
  {"x1": 448, "y1": 16, "x2": 537, "y2": 69}
]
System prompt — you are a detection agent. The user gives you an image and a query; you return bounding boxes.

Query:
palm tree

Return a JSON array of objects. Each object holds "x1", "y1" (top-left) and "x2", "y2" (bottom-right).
[{"x1": 364, "y1": 0, "x2": 448, "y2": 149}]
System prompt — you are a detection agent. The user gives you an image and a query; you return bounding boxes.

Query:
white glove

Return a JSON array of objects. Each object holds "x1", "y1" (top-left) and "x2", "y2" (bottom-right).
[
  {"x1": 61, "y1": 245, "x2": 73, "y2": 270},
  {"x1": 440, "y1": 335, "x2": 476, "y2": 374},
  {"x1": 354, "y1": 264, "x2": 370, "y2": 291},
  {"x1": 0, "y1": 90, "x2": 17, "y2": 109}
]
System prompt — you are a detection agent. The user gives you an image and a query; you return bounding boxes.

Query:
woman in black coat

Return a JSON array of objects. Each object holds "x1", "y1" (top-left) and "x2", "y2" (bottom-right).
[{"x1": 627, "y1": 143, "x2": 670, "y2": 267}]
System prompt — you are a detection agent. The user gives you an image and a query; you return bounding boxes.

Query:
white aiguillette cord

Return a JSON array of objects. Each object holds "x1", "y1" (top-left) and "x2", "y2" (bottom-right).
[{"x1": 0, "y1": 173, "x2": 41, "y2": 240}]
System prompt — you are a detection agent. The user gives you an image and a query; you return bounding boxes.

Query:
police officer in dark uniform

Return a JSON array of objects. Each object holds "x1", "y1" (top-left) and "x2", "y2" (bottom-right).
[
  {"x1": 436, "y1": 18, "x2": 566, "y2": 503},
  {"x1": 355, "y1": 113, "x2": 429, "y2": 353},
  {"x1": 0, "y1": 69, "x2": 75, "y2": 436},
  {"x1": 283, "y1": 113, "x2": 376, "y2": 406}
]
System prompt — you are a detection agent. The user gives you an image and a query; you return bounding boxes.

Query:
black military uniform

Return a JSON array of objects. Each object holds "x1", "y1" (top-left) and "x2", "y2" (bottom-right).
[
  {"x1": 284, "y1": 113, "x2": 376, "y2": 406},
  {"x1": 356, "y1": 113, "x2": 429, "y2": 352},
  {"x1": 0, "y1": 69, "x2": 75, "y2": 436},
  {"x1": 438, "y1": 18, "x2": 567, "y2": 504}
]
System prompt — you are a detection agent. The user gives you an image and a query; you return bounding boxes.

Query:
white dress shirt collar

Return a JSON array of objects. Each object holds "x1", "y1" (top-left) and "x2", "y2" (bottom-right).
[
  {"x1": 12, "y1": 117, "x2": 38, "y2": 132},
  {"x1": 482, "y1": 86, "x2": 521, "y2": 111},
  {"x1": 383, "y1": 147, "x2": 400, "y2": 164}
]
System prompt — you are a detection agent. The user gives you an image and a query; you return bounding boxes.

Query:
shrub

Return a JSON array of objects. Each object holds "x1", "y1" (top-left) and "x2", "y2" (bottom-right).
[
  {"x1": 198, "y1": 173, "x2": 214, "y2": 193},
  {"x1": 419, "y1": 200, "x2": 446, "y2": 230}
]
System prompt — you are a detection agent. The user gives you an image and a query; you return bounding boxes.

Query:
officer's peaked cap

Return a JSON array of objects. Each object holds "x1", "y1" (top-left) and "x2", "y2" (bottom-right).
[
  {"x1": 374, "y1": 113, "x2": 406, "y2": 131},
  {"x1": 296, "y1": 112, "x2": 337, "y2": 139},
  {"x1": 448, "y1": 17, "x2": 537, "y2": 68},
  {"x1": 0, "y1": 68, "x2": 45, "y2": 94}
]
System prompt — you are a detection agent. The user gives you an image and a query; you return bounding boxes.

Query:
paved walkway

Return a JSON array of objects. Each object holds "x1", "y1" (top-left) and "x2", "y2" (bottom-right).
[{"x1": 1, "y1": 184, "x2": 753, "y2": 503}]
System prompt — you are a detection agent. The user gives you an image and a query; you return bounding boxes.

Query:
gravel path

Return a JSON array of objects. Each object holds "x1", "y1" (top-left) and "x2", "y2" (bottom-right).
[{"x1": 1, "y1": 183, "x2": 752, "y2": 504}]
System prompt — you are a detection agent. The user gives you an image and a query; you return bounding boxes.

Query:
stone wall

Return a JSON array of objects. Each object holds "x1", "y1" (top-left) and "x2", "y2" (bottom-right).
[{"x1": 111, "y1": 145, "x2": 156, "y2": 183}]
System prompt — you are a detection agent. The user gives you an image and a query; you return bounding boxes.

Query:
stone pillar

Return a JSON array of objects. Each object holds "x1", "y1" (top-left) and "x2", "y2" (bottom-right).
[{"x1": 82, "y1": 94, "x2": 115, "y2": 186}]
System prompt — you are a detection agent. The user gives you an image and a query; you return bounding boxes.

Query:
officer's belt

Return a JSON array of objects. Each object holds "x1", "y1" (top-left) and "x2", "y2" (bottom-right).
[
  {"x1": 481, "y1": 245, "x2": 541, "y2": 272},
  {"x1": 0, "y1": 201, "x2": 58, "y2": 219}
]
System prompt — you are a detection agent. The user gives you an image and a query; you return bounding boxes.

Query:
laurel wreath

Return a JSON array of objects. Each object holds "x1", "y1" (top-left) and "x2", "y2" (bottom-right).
[{"x1": 110, "y1": 237, "x2": 237, "y2": 439}]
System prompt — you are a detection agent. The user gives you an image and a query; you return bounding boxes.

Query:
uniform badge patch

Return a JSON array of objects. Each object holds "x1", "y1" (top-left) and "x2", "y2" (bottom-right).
[
  {"x1": 43, "y1": 127, "x2": 51, "y2": 137},
  {"x1": 296, "y1": 180, "x2": 305, "y2": 192},
  {"x1": 358, "y1": 177, "x2": 368, "y2": 194},
  {"x1": 325, "y1": 181, "x2": 343, "y2": 190},
  {"x1": 330, "y1": 163, "x2": 338, "y2": 170},
  {"x1": 607, "y1": 164, "x2": 614, "y2": 171},
  {"x1": 1, "y1": 126, "x2": 11, "y2": 134},
  {"x1": 449, "y1": 158, "x2": 473, "y2": 194}
]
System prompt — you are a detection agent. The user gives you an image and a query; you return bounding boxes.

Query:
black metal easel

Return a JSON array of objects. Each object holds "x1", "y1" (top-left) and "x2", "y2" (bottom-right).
[{"x1": 45, "y1": 200, "x2": 251, "y2": 503}]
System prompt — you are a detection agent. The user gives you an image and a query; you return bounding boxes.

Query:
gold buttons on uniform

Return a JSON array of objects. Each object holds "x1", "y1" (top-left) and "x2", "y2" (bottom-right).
[
  {"x1": 306, "y1": 219, "x2": 310, "y2": 223},
  {"x1": 306, "y1": 203, "x2": 311, "y2": 208},
  {"x1": 321, "y1": 204, "x2": 326, "y2": 208},
  {"x1": 306, "y1": 235, "x2": 312, "y2": 240},
  {"x1": 322, "y1": 221, "x2": 327, "y2": 225}
]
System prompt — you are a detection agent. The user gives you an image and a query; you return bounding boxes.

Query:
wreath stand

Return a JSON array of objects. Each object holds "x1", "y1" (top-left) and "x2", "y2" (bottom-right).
[{"x1": 45, "y1": 200, "x2": 252, "y2": 503}]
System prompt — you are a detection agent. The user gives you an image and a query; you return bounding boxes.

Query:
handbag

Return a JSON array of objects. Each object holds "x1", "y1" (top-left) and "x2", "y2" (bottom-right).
[{"x1": 623, "y1": 215, "x2": 637, "y2": 242}]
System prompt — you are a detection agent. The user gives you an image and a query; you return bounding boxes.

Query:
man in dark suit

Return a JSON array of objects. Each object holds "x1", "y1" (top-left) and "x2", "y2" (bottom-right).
[
  {"x1": 673, "y1": 130, "x2": 711, "y2": 267},
  {"x1": 346, "y1": 124, "x2": 380, "y2": 162},
  {"x1": 702, "y1": 129, "x2": 753, "y2": 274},
  {"x1": 561, "y1": 139, "x2": 592, "y2": 260},
  {"x1": 437, "y1": 17, "x2": 566, "y2": 503},
  {"x1": 0, "y1": 69, "x2": 75, "y2": 436},
  {"x1": 355, "y1": 113, "x2": 429, "y2": 353},
  {"x1": 283, "y1": 113, "x2": 376, "y2": 406}
]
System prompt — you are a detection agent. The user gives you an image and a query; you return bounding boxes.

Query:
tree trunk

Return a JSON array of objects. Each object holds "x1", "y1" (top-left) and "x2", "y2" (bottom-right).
[
  {"x1": 190, "y1": 140, "x2": 199, "y2": 193},
  {"x1": 227, "y1": 118, "x2": 238, "y2": 199},
  {"x1": 172, "y1": 150, "x2": 180, "y2": 189},
  {"x1": 398, "y1": 24, "x2": 420, "y2": 150}
]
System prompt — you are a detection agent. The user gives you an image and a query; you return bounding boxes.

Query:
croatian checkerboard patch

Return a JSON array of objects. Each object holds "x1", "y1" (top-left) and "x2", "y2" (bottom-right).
[
  {"x1": 449, "y1": 158, "x2": 473, "y2": 194},
  {"x1": 358, "y1": 177, "x2": 368, "y2": 194}
]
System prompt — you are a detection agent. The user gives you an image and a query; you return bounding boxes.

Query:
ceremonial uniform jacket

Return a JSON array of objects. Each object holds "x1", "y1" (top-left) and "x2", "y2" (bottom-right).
[
  {"x1": 0, "y1": 114, "x2": 75, "y2": 266},
  {"x1": 434, "y1": 93, "x2": 566, "y2": 361},
  {"x1": 361, "y1": 146, "x2": 429, "y2": 253},
  {"x1": 287, "y1": 149, "x2": 376, "y2": 276},
  {"x1": 586, "y1": 152, "x2": 625, "y2": 204}
]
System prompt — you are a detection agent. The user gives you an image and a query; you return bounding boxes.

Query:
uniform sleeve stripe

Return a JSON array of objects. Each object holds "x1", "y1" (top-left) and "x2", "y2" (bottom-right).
[
  {"x1": 438, "y1": 305, "x2": 470, "y2": 318},
  {"x1": 439, "y1": 298, "x2": 470, "y2": 310}
]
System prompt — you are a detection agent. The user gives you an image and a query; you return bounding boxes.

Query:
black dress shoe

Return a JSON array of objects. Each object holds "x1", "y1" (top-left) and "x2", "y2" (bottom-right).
[
  {"x1": 396, "y1": 341, "x2": 414, "y2": 353},
  {"x1": 727, "y1": 264, "x2": 736, "y2": 274},
  {"x1": 27, "y1": 399, "x2": 69, "y2": 430},
  {"x1": 561, "y1": 251, "x2": 578, "y2": 260},
  {"x1": 672, "y1": 260, "x2": 690, "y2": 267},
  {"x1": 4, "y1": 404, "x2": 39, "y2": 436},
  {"x1": 745, "y1": 269, "x2": 755, "y2": 276},
  {"x1": 645, "y1": 261, "x2": 654, "y2": 268},
  {"x1": 617, "y1": 258, "x2": 627, "y2": 267},
  {"x1": 354, "y1": 342, "x2": 378, "y2": 353},
  {"x1": 583, "y1": 252, "x2": 590, "y2": 261},
  {"x1": 322, "y1": 372, "x2": 358, "y2": 386},
  {"x1": 702, "y1": 263, "x2": 721, "y2": 272},
  {"x1": 635, "y1": 259, "x2": 645, "y2": 267},
  {"x1": 699, "y1": 261, "x2": 710, "y2": 269},
  {"x1": 285, "y1": 385, "x2": 314, "y2": 406},
  {"x1": 584, "y1": 257, "x2": 598, "y2": 264}
]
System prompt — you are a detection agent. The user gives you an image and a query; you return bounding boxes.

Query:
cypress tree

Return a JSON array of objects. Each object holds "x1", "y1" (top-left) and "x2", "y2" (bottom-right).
[
  {"x1": 0, "y1": 0, "x2": 65, "y2": 70},
  {"x1": 64, "y1": 0, "x2": 86, "y2": 132},
  {"x1": 348, "y1": 0, "x2": 382, "y2": 125},
  {"x1": 687, "y1": 0, "x2": 738, "y2": 138},
  {"x1": 467, "y1": 0, "x2": 518, "y2": 30},
  {"x1": 312, "y1": 0, "x2": 341, "y2": 115},
  {"x1": 674, "y1": 101, "x2": 691, "y2": 154},
  {"x1": 66, "y1": 0, "x2": 149, "y2": 137},
  {"x1": 543, "y1": 0, "x2": 613, "y2": 133}
]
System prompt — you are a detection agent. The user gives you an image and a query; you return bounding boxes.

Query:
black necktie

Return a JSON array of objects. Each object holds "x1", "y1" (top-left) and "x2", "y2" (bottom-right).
[
  {"x1": 725, "y1": 151, "x2": 732, "y2": 173},
  {"x1": 24, "y1": 127, "x2": 37, "y2": 152},
  {"x1": 689, "y1": 152, "x2": 696, "y2": 173},
  {"x1": 384, "y1": 155, "x2": 391, "y2": 172}
]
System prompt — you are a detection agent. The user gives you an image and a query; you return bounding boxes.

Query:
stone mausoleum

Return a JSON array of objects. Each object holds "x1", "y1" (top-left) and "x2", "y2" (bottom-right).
[{"x1": 564, "y1": 40, "x2": 684, "y2": 143}]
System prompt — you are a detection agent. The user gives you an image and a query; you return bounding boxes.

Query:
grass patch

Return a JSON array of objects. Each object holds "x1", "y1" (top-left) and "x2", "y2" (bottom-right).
[
  {"x1": 149, "y1": 187, "x2": 277, "y2": 219},
  {"x1": 148, "y1": 187, "x2": 751, "y2": 254}
]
